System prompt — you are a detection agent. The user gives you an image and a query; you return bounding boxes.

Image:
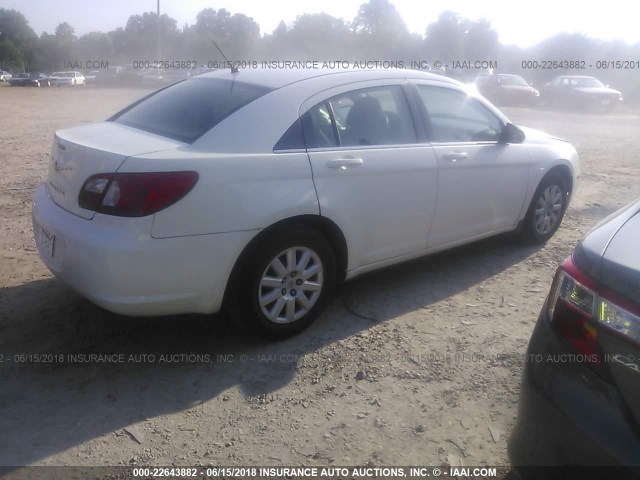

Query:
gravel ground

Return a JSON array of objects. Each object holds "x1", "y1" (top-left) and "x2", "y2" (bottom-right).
[{"x1": 1, "y1": 84, "x2": 639, "y2": 474}]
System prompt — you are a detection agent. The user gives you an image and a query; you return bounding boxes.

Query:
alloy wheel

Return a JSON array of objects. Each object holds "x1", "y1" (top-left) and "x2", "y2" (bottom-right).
[
  {"x1": 258, "y1": 246, "x2": 324, "y2": 324},
  {"x1": 533, "y1": 184, "x2": 564, "y2": 235}
]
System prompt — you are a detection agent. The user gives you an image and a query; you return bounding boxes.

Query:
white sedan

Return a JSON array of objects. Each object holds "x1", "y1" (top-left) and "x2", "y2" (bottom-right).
[
  {"x1": 32, "y1": 68, "x2": 579, "y2": 337},
  {"x1": 50, "y1": 71, "x2": 85, "y2": 86}
]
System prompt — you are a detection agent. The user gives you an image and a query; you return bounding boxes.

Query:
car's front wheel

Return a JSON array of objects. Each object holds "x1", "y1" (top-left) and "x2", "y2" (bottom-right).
[
  {"x1": 236, "y1": 228, "x2": 336, "y2": 338},
  {"x1": 518, "y1": 174, "x2": 568, "y2": 244}
]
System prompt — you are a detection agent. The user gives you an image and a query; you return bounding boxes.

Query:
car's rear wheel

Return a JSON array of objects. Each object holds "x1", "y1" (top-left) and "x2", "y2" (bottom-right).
[
  {"x1": 518, "y1": 173, "x2": 568, "y2": 244},
  {"x1": 235, "y1": 228, "x2": 336, "y2": 338}
]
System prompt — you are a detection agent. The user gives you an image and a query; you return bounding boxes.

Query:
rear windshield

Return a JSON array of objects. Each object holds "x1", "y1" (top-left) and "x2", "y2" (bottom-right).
[{"x1": 111, "y1": 78, "x2": 272, "y2": 143}]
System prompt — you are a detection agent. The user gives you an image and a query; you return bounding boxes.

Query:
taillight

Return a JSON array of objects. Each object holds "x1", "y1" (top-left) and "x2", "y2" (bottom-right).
[
  {"x1": 548, "y1": 258, "x2": 601, "y2": 364},
  {"x1": 78, "y1": 171, "x2": 198, "y2": 217},
  {"x1": 548, "y1": 255, "x2": 640, "y2": 370},
  {"x1": 599, "y1": 293, "x2": 640, "y2": 346}
]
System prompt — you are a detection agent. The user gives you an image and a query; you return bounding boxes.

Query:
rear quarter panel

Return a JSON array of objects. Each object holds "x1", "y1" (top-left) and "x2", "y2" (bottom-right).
[{"x1": 120, "y1": 150, "x2": 319, "y2": 238}]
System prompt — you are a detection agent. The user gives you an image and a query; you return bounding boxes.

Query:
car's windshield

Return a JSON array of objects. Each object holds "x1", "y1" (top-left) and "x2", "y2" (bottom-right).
[
  {"x1": 16, "y1": 73, "x2": 29, "y2": 78},
  {"x1": 52, "y1": 72, "x2": 65, "y2": 77},
  {"x1": 572, "y1": 77, "x2": 605, "y2": 88},
  {"x1": 498, "y1": 75, "x2": 528, "y2": 86},
  {"x1": 112, "y1": 78, "x2": 272, "y2": 143}
]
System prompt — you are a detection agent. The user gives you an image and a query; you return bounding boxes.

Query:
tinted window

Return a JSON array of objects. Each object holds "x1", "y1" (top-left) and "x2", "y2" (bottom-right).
[
  {"x1": 112, "y1": 78, "x2": 272, "y2": 143},
  {"x1": 417, "y1": 86, "x2": 503, "y2": 142},
  {"x1": 328, "y1": 86, "x2": 416, "y2": 147}
]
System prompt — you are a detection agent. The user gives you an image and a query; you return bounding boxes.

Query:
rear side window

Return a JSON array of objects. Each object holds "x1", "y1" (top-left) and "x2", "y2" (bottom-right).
[
  {"x1": 329, "y1": 86, "x2": 416, "y2": 147},
  {"x1": 301, "y1": 86, "x2": 416, "y2": 149},
  {"x1": 112, "y1": 78, "x2": 272, "y2": 143}
]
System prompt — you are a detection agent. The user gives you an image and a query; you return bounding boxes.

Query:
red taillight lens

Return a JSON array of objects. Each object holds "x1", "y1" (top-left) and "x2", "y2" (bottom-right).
[
  {"x1": 548, "y1": 256, "x2": 601, "y2": 365},
  {"x1": 548, "y1": 255, "x2": 640, "y2": 369},
  {"x1": 79, "y1": 171, "x2": 198, "y2": 217}
]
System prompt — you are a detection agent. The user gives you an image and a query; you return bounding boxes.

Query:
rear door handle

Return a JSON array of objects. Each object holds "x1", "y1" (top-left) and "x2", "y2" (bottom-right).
[
  {"x1": 442, "y1": 152, "x2": 468, "y2": 162},
  {"x1": 326, "y1": 158, "x2": 364, "y2": 169}
]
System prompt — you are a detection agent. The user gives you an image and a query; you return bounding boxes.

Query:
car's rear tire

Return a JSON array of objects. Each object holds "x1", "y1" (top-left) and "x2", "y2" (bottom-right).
[
  {"x1": 234, "y1": 228, "x2": 336, "y2": 338},
  {"x1": 518, "y1": 173, "x2": 568, "y2": 244}
]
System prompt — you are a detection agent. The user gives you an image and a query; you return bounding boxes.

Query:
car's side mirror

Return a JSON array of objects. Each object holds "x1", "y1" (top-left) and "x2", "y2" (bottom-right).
[{"x1": 500, "y1": 123, "x2": 525, "y2": 144}]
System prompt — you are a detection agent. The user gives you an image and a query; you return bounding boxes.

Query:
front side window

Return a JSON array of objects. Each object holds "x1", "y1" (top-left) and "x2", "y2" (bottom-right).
[
  {"x1": 417, "y1": 86, "x2": 503, "y2": 143},
  {"x1": 112, "y1": 78, "x2": 272, "y2": 143}
]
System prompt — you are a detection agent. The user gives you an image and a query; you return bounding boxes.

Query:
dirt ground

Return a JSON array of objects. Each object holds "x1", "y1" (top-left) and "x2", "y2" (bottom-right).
[{"x1": 1, "y1": 84, "x2": 639, "y2": 474}]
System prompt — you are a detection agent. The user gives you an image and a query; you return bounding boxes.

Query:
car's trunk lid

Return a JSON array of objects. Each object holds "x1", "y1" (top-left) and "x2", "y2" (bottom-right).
[{"x1": 48, "y1": 122, "x2": 184, "y2": 219}]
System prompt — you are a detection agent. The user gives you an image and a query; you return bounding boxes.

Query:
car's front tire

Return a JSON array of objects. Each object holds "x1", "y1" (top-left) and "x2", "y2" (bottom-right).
[
  {"x1": 518, "y1": 173, "x2": 568, "y2": 244},
  {"x1": 235, "y1": 228, "x2": 336, "y2": 338}
]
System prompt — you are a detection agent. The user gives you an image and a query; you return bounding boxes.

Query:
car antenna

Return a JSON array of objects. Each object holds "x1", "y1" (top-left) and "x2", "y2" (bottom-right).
[{"x1": 211, "y1": 40, "x2": 238, "y2": 73}]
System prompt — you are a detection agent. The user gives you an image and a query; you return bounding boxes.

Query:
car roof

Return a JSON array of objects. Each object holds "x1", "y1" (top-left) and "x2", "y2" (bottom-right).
[{"x1": 196, "y1": 67, "x2": 460, "y2": 90}]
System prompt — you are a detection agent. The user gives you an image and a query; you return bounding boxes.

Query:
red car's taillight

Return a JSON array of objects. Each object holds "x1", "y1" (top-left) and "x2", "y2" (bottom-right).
[
  {"x1": 78, "y1": 171, "x2": 198, "y2": 217},
  {"x1": 548, "y1": 255, "x2": 640, "y2": 371}
]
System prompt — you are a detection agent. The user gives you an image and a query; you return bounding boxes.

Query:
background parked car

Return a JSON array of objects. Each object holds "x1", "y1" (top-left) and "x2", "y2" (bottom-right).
[
  {"x1": 542, "y1": 75, "x2": 623, "y2": 112},
  {"x1": 91, "y1": 66, "x2": 125, "y2": 87},
  {"x1": 50, "y1": 71, "x2": 85, "y2": 87},
  {"x1": 8, "y1": 72, "x2": 50, "y2": 87},
  {"x1": 0, "y1": 70, "x2": 12, "y2": 82},
  {"x1": 509, "y1": 199, "x2": 640, "y2": 478},
  {"x1": 476, "y1": 73, "x2": 540, "y2": 106}
]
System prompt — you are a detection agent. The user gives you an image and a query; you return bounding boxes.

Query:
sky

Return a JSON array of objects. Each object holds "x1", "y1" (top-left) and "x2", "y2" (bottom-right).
[{"x1": 1, "y1": 0, "x2": 637, "y2": 47}]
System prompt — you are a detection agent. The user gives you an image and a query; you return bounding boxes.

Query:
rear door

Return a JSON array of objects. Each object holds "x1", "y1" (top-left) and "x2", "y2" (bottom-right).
[
  {"x1": 411, "y1": 83, "x2": 530, "y2": 248},
  {"x1": 302, "y1": 81, "x2": 439, "y2": 269}
]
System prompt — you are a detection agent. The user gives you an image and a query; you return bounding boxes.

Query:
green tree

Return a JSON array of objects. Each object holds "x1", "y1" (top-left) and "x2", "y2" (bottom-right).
[
  {"x1": 0, "y1": 8, "x2": 39, "y2": 70},
  {"x1": 287, "y1": 13, "x2": 352, "y2": 59},
  {"x1": 464, "y1": 19, "x2": 499, "y2": 61},
  {"x1": 124, "y1": 11, "x2": 179, "y2": 60},
  {"x1": 424, "y1": 11, "x2": 465, "y2": 62},
  {"x1": 76, "y1": 32, "x2": 114, "y2": 66},
  {"x1": 352, "y1": 0, "x2": 413, "y2": 59},
  {"x1": 193, "y1": 8, "x2": 260, "y2": 60}
]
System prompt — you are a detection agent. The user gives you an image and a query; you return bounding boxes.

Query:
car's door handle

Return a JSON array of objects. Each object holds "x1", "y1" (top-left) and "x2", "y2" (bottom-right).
[
  {"x1": 326, "y1": 158, "x2": 364, "y2": 169},
  {"x1": 442, "y1": 152, "x2": 468, "y2": 162}
]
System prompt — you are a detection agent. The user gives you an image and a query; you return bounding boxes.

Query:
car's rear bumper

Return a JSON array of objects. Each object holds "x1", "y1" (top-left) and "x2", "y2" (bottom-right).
[
  {"x1": 32, "y1": 183, "x2": 254, "y2": 316},
  {"x1": 508, "y1": 305, "x2": 640, "y2": 479}
]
